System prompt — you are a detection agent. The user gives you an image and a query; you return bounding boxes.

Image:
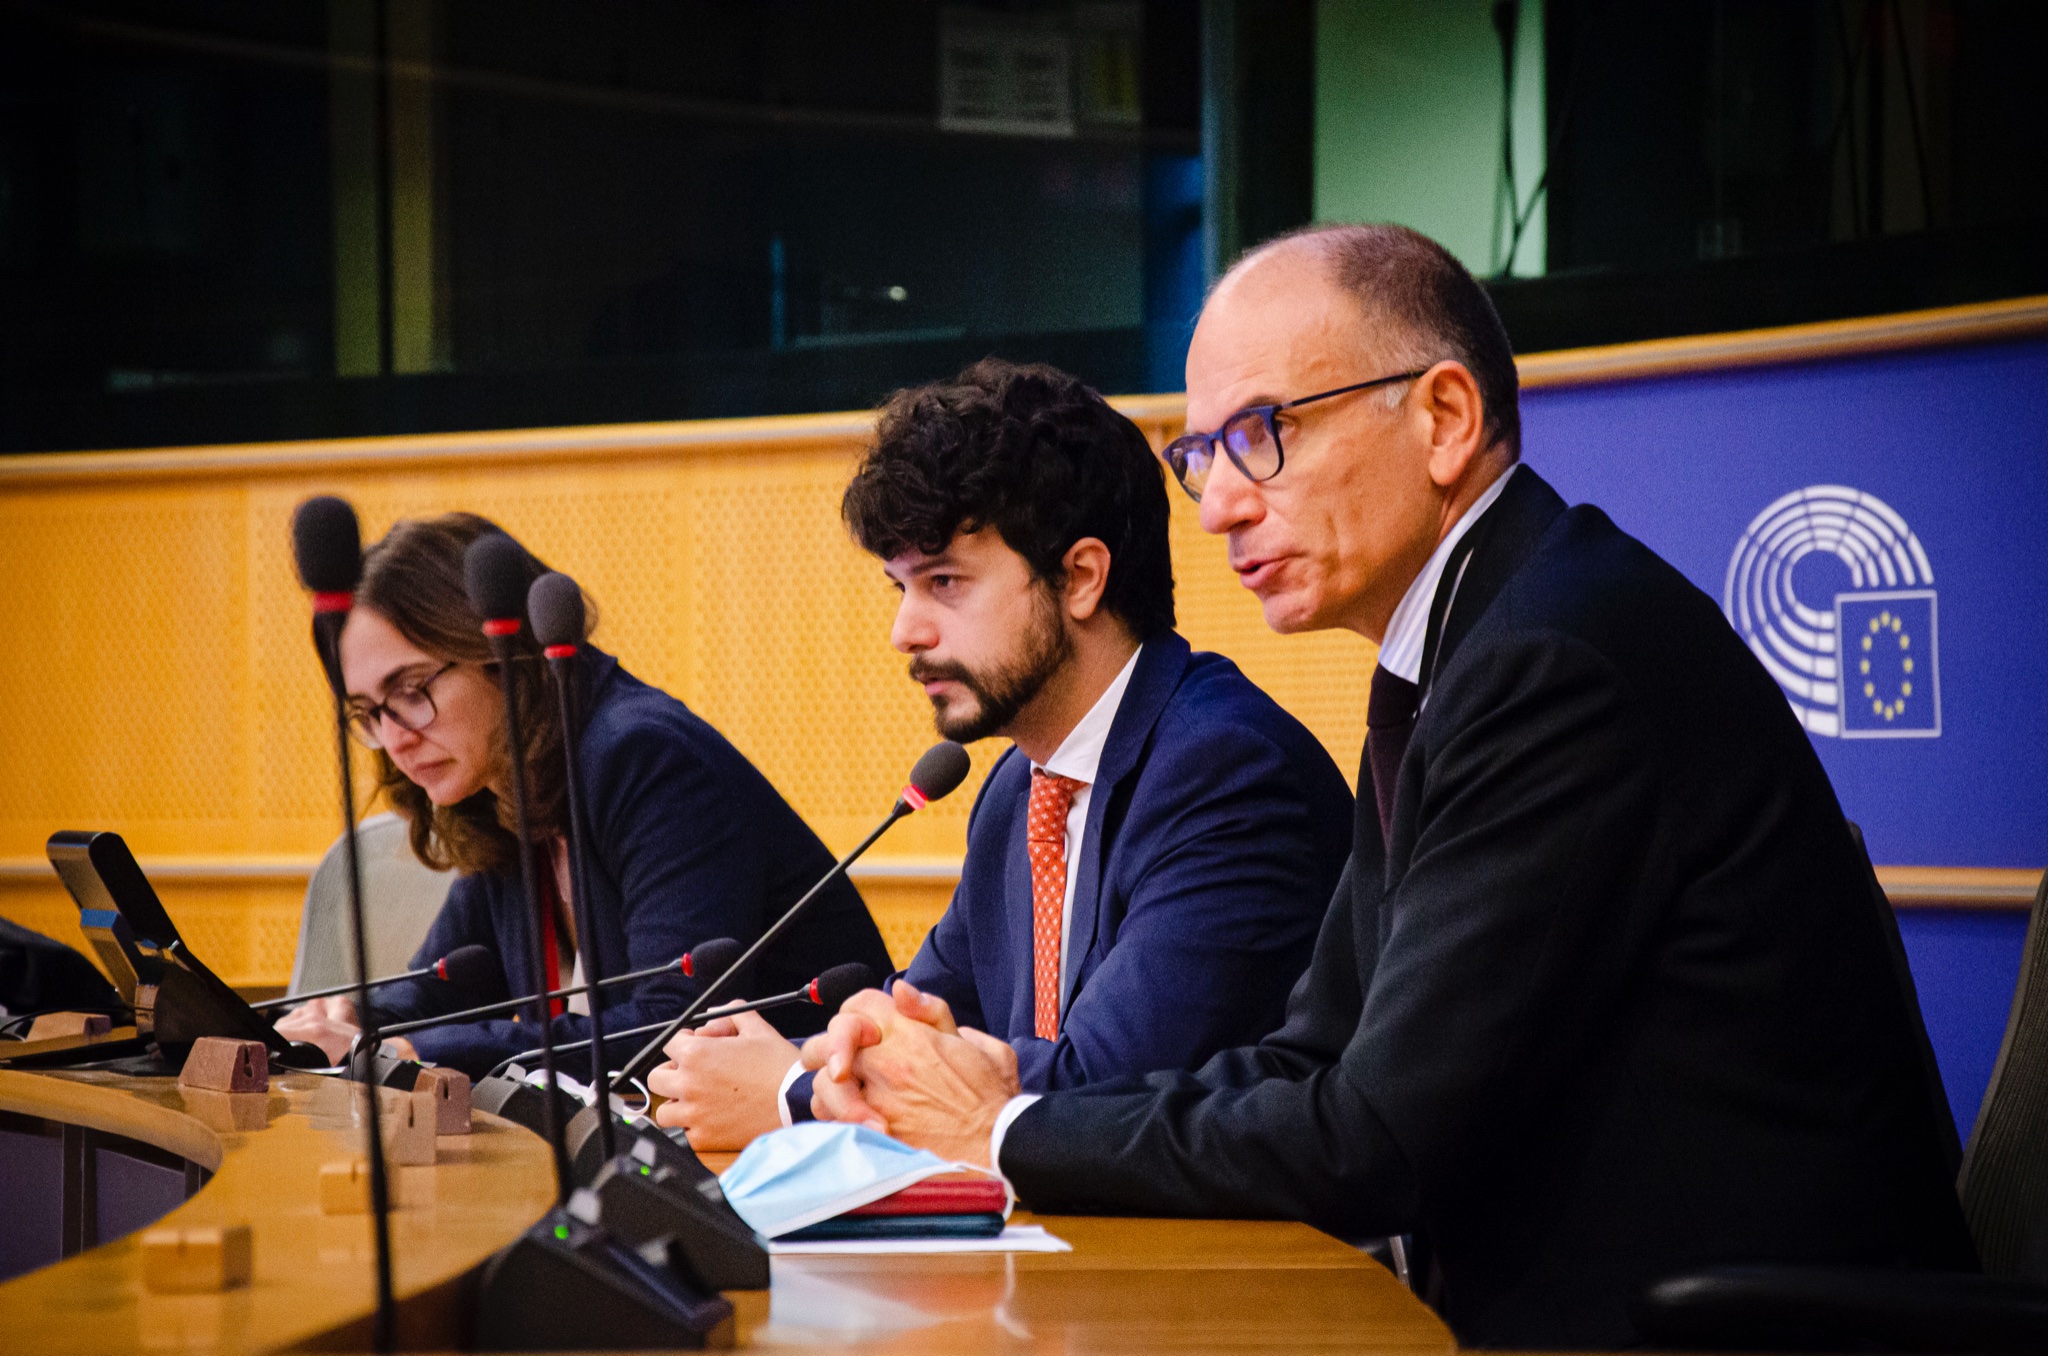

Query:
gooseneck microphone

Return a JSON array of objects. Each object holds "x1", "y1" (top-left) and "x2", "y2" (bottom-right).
[
  {"x1": 499, "y1": 962, "x2": 875, "y2": 1075},
  {"x1": 699, "y1": 961, "x2": 876, "y2": 1026},
  {"x1": 289, "y1": 495, "x2": 396, "y2": 1354},
  {"x1": 610, "y1": 740, "x2": 972, "y2": 1091},
  {"x1": 248, "y1": 943, "x2": 497, "y2": 1013},
  {"x1": 463, "y1": 532, "x2": 574, "y2": 1204},
  {"x1": 372, "y1": 937, "x2": 744, "y2": 1042},
  {"x1": 526, "y1": 570, "x2": 615, "y2": 1164}
]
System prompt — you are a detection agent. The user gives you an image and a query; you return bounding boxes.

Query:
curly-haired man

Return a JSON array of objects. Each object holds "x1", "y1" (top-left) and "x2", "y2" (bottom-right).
[{"x1": 646, "y1": 358, "x2": 1353, "y2": 1149}]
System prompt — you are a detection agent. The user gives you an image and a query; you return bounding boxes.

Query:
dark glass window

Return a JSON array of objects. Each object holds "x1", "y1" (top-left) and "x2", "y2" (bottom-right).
[
  {"x1": 1495, "y1": 0, "x2": 2048, "y2": 351},
  {"x1": 0, "y1": 1, "x2": 1211, "y2": 453}
]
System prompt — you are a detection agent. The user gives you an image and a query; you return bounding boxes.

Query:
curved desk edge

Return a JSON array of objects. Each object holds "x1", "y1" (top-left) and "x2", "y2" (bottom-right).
[
  {"x1": 0, "y1": 1069, "x2": 557, "y2": 1356},
  {"x1": 0, "y1": 1068, "x2": 224, "y2": 1172}
]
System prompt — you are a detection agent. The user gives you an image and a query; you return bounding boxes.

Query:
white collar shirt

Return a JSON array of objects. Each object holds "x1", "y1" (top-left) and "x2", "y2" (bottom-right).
[{"x1": 1375, "y1": 464, "x2": 1519, "y2": 695}]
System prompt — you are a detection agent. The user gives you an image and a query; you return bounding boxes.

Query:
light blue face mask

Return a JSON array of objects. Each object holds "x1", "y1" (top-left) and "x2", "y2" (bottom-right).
[{"x1": 717, "y1": 1121, "x2": 961, "y2": 1238}]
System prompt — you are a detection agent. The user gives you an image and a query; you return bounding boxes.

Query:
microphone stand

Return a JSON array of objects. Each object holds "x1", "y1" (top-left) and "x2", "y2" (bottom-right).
[
  {"x1": 311, "y1": 605, "x2": 397, "y2": 1354},
  {"x1": 485, "y1": 624, "x2": 575, "y2": 1205},
  {"x1": 371, "y1": 951, "x2": 695, "y2": 1040},
  {"x1": 542, "y1": 642, "x2": 614, "y2": 1163},
  {"x1": 609, "y1": 798, "x2": 913, "y2": 1092},
  {"x1": 247, "y1": 948, "x2": 486, "y2": 1013},
  {"x1": 494, "y1": 968, "x2": 870, "y2": 1078}
]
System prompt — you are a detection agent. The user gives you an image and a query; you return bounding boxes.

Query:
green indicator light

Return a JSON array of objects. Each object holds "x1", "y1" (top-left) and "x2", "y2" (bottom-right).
[
  {"x1": 640, "y1": 1164, "x2": 652, "y2": 1175},
  {"x1": 554, "y1": 1224, "x2": 569, "y2": 1241}
]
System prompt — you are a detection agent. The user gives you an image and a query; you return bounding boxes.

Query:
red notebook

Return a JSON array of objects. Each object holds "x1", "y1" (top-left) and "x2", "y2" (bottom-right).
[{"x1": 845, "y1": 1173, "x2": 1007, "y2": 1218}]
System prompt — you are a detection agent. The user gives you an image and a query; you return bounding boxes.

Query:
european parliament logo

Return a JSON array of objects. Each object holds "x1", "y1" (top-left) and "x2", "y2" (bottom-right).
[{"x1": 1723, "y1": 486, "x2": 1940, "y2": 739}]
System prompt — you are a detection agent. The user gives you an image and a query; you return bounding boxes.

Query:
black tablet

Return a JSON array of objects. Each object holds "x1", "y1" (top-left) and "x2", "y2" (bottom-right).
[{"x1": 46, "y1": 830, "x2": 287, "y2": 1059}]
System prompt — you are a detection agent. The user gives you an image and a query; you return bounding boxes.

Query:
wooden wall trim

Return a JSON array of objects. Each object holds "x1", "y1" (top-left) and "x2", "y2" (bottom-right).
[
  {"x1": 4, "y1": 856, "x2": 2036, "y2": 908},
  {"x1": 0, "y1": 394, "x2": 1192, "y2": 487},
  {"x1": 2, "y1": 298, "x2": 2041, "y2": 485},
  {"x1": 1877, "y1": 866, "x2": 2043, "y2": 911},
  {"x1": 1516, "y1": 293, "x2": 2048, "y2": 391}
]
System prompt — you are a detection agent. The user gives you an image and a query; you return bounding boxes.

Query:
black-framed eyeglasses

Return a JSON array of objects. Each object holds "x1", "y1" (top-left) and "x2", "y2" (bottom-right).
[
  {"x1": 347, "y1": 661, "x2": 458, "y2": 749},
  {"x1": 1162, "y1": 369, "x2": 1428, "y2": 502}
]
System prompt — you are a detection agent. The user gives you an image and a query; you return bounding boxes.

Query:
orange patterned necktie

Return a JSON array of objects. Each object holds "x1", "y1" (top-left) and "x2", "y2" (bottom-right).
[{"x1": 1027, "y1": 769, "x2": 1086, "y2": 1040}]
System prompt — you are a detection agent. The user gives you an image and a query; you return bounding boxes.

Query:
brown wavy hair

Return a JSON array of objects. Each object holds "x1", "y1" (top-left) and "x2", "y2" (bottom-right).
[{"x1": 355, "y1": 513, "x2": 596, "y2": 876}]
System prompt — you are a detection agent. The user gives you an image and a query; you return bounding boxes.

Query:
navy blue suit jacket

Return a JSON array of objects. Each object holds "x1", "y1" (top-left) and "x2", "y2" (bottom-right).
[
  {"x1": 371, "y1": 651, "x2": 892, "y2": 1078},
  {"x1": 790, "y1": 633, "x2": 1351, "y2": 1117}
]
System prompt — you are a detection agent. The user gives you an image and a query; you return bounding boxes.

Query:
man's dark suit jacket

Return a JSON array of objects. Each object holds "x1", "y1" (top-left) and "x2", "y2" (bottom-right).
[
  {"x1": 998, "y1": 469, "x2": 1975, "y2": 1348},
  {"x1": 371, "y1": 651, "x2": 893, "y2": 1078},
  {"x1": 789, "y1": 632, "x2": 1354, "y2": 1119}
]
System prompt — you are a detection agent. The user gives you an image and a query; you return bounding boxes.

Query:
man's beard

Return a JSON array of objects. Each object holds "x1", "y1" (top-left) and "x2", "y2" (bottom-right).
[{"x1": 908, "y1": 590, "x2": 1073, "y2": 744}]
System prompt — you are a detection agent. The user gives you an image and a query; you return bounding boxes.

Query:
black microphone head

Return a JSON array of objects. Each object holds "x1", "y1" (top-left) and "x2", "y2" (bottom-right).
[
  {"x1": 527, "y1": 572, "x2": 586, "y2": 650},
  {"x1": 291, "y1": 496, "x2": 362, "y2": 595},
  {"x1": 681, "y1": 937, "x2": 743, "y2": 984},
  {"x1": 434, "y1": 944, "x2": 499, "y2": 998},
  {"x1": 463, "y1": 532, "x2": 534, "y2": 626},
  {"x1": 906, "y1": 741, "x2": 972, "y2": 805},
  {"x1": 808, "y1": 963, "x2": 875, "y2": 1011}
]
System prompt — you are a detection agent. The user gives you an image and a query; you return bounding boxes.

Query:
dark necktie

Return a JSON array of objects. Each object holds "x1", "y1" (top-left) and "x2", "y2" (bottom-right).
[{"x1": 1365, "y1": 664, "x2": 1420, "y2": 846}]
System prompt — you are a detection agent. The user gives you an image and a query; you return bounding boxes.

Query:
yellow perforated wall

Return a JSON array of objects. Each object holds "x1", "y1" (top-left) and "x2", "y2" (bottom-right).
[{"x1": 0, "y1": 402, "x2": 1374, "y2": 985}]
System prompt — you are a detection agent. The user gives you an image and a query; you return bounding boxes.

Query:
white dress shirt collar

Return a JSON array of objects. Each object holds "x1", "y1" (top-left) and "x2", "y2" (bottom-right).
[
  {"x1": 1376, "y1": 464, "x2": 1519, "y2": 685},
  {"x1": 1032, "y1": 643, "x2": 1143, "y2": 784}
]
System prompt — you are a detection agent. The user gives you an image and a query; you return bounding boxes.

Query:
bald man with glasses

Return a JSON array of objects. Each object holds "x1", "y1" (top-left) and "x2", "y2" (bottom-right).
[{"x1": 796, "y1": 224, "x2": 1974, "y2": 1348}]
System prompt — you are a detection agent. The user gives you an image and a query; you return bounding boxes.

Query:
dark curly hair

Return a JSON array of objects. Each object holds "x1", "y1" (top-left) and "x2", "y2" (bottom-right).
[
  {"x1": 354, "y1": 513, "x2": 596, "y2": 877},
  {"x1": 841, "y1": 359, "x2": 1175, "y2": 639}
]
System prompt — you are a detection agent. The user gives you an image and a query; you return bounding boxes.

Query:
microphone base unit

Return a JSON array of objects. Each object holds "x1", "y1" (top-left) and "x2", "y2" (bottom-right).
[
  {"x1": 471, "y1": 1200, "x2": 734, "y2": 1352},
  {"x1": 564, "y1": 1105, "x2": 715, "y2": 1189},
  {"x1": 561, "y1": 1105, "x2": 770, "y2": 1289},
  {"x1": 473, "y1": 1073, "x2": 584, "y2": 1141},
  {"x1": 587, "y1": 1145, "x2": 770, "y2": 1291},
  {"x1": 344, "y1": 1051, "x2": 426, "y2": 1091}
]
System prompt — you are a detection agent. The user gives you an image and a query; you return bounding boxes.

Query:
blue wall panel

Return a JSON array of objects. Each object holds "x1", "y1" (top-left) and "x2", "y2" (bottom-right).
[
  {"x1": 1518, "y1": 336, "x2": 2047, "y2": 1129},
  {"x1": 1521, "y1": 337, "x2": 2048, "y2": 869},
  {"x1": 1896, "y1": 908, "x2": 2029, "y2": 1143}
]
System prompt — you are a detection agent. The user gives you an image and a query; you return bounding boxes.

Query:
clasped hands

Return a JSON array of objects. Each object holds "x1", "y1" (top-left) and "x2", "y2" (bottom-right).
[
  {"x1": 797, "y1": 980, "x2": 1021, "y2": 1168},
  {"x1": 646, "y1": 980, "x2": 1019, "y2": 1164}
]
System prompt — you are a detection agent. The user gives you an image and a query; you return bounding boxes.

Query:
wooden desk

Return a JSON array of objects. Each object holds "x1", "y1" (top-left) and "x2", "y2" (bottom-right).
[
  {"x1": 0, "y1": 1070, "x2": 1454, "y2": 1354},
  {"x1": 0, "y1": 1068, "x2": 556, "y2": 1353}
]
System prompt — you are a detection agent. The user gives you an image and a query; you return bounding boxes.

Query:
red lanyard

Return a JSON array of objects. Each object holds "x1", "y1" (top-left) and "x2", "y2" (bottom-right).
[{"x1": 535, "y1": 845, "x2": 567, "y2": 1019}]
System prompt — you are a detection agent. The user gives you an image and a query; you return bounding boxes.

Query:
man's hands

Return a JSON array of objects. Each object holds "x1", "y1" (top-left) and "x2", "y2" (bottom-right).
[
  {"x1": 647, "y1": 1010, "x2": 801, "y2": 1150},
  {"x1": 800, "y1": 980, "x2": 1020, "y2": 1168}
]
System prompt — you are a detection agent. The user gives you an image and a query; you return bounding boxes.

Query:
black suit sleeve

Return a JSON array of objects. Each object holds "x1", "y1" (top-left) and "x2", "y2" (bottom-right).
[{"x1": 1000, "y1": 633, "x2": 1662, "y2": 1242}]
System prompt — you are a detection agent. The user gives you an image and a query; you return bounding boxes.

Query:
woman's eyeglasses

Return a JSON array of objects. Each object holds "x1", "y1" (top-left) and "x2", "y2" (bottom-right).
[
  {"x1": 1161, "y1": 369, "x2": 1426, "y2": 502},
  {"x1": 347, "y1": 662, "x2": 458, "y2": 749}
]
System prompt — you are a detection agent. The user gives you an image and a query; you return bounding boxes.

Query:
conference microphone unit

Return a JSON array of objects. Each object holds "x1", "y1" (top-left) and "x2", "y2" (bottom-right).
[
  {"x1": 480, "y1": 962, "x2": 875, "y2": 1296},
  {"x1": 684, "y1": 960, "x2": 875, "y2": 1027},
  {"x1": 247, "y1": 944, "x2": 498, "y2": 1013},
  {"x1": 533, "y1": 967, "x2": 878, "y2": 1294},
  {"x1": 290, "y1": 494, "x2": 397, "y2": 1353},
  {"x1": 609, "y1": 740, "x2": 972, "y2": 1092},
  {"x1": 465, "y1": 531, "x2": 576, "y2": 1204},
  {"x1": 373, "y1": 937, "x2": 744, "y2": 1042},
  {"x1": 528, "y1": 570, "x2": 618, "y2": 1166},
  {"x1": 463, "y1": 538, "x2": 733, "y2": 1350}
]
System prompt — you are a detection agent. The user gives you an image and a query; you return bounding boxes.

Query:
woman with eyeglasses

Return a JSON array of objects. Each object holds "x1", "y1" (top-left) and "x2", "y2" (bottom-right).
[{"x1": 275, "y1": 512, "x2": 893, "y2": 1079}]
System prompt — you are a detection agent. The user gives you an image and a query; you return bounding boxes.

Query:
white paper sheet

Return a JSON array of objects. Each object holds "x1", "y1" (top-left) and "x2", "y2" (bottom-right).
[{"x1": 766, "y1": 1224, "x2": 1071, "y2": 1256}]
